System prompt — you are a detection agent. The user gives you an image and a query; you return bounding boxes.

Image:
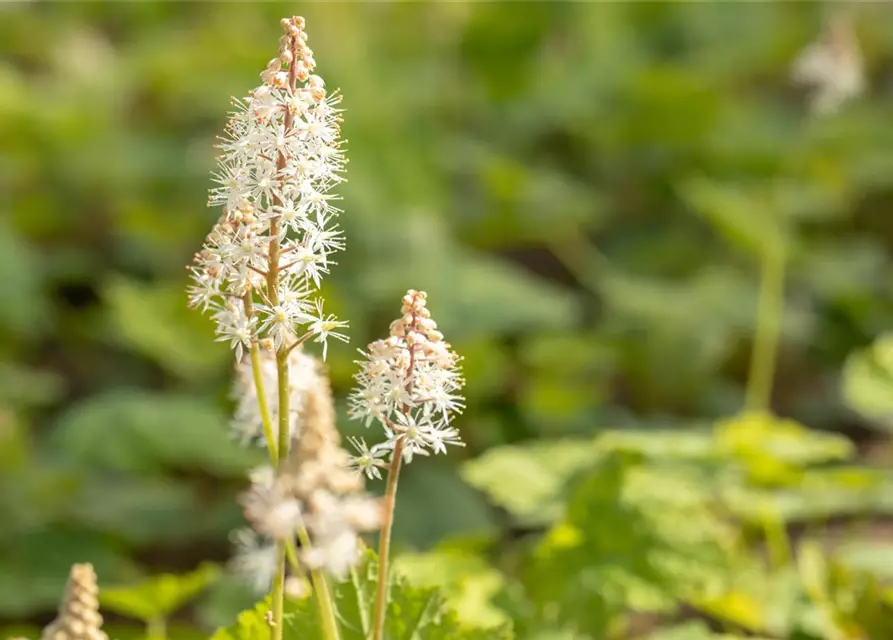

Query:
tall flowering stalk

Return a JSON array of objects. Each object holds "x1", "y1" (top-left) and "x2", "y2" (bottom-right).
[
  {"x1": 348, "y1": 290, "x2": 465, "y2": 640},
  {"x1": 187, "y1": 15, "x2": 348, "y2": 640}
]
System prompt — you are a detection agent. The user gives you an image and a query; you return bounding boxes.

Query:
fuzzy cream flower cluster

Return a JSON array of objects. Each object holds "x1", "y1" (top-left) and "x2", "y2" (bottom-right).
[
  {"x1": 348, "y1": 290, "x2": 465, "y2": 475},
  {"x1": 188, "y1": 16, "x2": 347, "y2": 361},
  {"x1": 41, "y1": 564, "x2": 107, "y2": 640},
  {"x1": 233, "y1": 366, "x2": 382, "y2": 588},
  {"x1": 791, "y1": 12, "x2": 864, "y2": 115}
]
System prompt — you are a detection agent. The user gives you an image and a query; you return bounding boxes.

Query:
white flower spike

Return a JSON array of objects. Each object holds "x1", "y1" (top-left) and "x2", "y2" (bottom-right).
[
  {"x1": 348, "y1": 290, "x2": 466, "y2": 467},
  {"x1": 188, "y1": 15, "x2": 346, "y2": 361}
]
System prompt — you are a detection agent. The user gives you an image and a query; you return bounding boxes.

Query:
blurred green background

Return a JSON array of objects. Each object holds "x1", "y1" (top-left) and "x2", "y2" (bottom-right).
[{"x1": 5, "y1": 2, "x2": 893, "y2": 638}]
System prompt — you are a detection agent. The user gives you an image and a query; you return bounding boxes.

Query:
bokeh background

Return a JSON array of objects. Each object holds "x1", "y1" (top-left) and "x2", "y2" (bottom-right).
[{"x1": 5, "y1": 2, "x2": 893, "y2": 638}]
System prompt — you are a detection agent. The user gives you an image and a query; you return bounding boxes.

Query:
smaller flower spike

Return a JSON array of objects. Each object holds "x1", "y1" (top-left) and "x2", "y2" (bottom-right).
[
  {"x1": 41, "y1": 564, "x2": 108, "y2": 640},
  {"x1": 348, "y1": 290, "x2": 465, "y2": 466}
]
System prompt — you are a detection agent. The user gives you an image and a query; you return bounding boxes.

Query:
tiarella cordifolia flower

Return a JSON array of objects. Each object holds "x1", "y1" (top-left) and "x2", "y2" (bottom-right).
[
  {"x1": 231, "y1": 344, "x2": 319, "y2": 446},
  {"x1": 238, "y1": 363, "x2": 382, "y2": 582},
  {"x1": 230, "y1": 528, "x2": 278, "y2": 594},
  {"x1": 346, "y1": 436, "x2": 388, "y2": 480},
  {"x1": 187, "y1": 15, "x2": 347, "y2": 360},
  {"x1": 791, "y1": 12, "x2": 864, "y2": 115},
  {"x1": 41, "y1": 564, "x2": 107, "y2": 640},
  {"x1": 348, "y1": 290, "x2": 465, "y2": 465}
]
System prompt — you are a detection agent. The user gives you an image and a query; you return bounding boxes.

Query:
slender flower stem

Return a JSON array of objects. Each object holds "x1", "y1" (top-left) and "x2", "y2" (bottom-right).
[
  {"x1": 746, "y1": 241, "x2": 785, "y2": 414},
  {"x1": 275, "y1": 351, "x2": 291, "y2": 471},
  {"x1": 269, "y1": 350, "x2": 291, "y2": 640},
  {"x1": 147, "y1": 617, "x2": 167, "y2": 640},
  {"x1": 372, "y1": 439, "x2": 405, "y2": 640},
  {"x1": 297, "y1": 525, "x2": 342, "y2": 640},
  {"x1": 249, "y1": 342, "x2": 278, "y2": 465},
  {"x1": 271, "y1": 541, "x2": 287, "y2": 640}
]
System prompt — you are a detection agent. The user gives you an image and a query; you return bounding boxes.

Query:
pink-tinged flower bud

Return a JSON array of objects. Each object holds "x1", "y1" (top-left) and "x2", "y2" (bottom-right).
[
  {"x1": 294, "y1": 62, "x2": 309, "y2": 82},
  {"x1": 273, "y1": 71, "x2": 289, "y2": 88}
]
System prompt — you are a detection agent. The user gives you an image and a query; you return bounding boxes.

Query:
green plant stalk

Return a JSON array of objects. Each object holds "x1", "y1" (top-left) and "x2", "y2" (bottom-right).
[
  {"x1": 147, "y1": 616, "x2": 167, "y2": 640},
  {"x1": 746, "y1": 242, "x2": 785, "y2": 414},
  {"x1": 272, "y1": 348, "x2": 339, "y2": 640},
  {"x1": 297, "y1": 525, "x2": 342, "y2": 640},
  {"x1": 250, "y1": 343, "x2": 278, "y2": 465},
  {"x1": 271, "y1": 543, "x2": 286, "y2": 640},
  {"x1": 372, "y1": 438, "x2": 405, "y2": 640},
  {"x1": 268, "y1": 350, "x2": 291, "y2": 640},
  {"x1": 247, "y1": 339, "x2": 286, "y2": 638},
  {"x1": 761, "y1": 504, "x2": 792, "y2": 569},
  {"x1": 746, "y1": 239, "x2": 795, "y2": 578}
]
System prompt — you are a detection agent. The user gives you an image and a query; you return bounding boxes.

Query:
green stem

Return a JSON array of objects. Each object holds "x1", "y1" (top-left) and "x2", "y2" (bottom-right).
[
  {"x1": 746, "y1": 242, "x2": 785, "y2": 414},
  {"x1": 250, "y1": 343, "x2": 278, "y2": 465},
  {"x1": 275, "y1": 350, "x2": 291, "y2": 472},
  {"x1": 285, "y1": 536, "x2": 302, "y2": 572},
  {"x1": 247, "y1": 340, "x2": 284, "y2": 638},
  {"x1": 350, "y1": 564, "x2": 371, "y2": 638},
  {"x1": 372, "y1": 439, "x2": 405, "y2": 640},
  {"x1": 297, "y1": 525, "x2": 341, "y2": 640},
  {"x1": 761, "y1": 504, "x2": 792, "y2": 570},
  {"x1": 271, "y1": 541, "x2": 287, "y2": 640},
  {"x1": 147, "y1": 617, "x2": 167, "y2": 640},
  {"x1": 269, "y1": 350, "x2": 291, "y2": 640}
]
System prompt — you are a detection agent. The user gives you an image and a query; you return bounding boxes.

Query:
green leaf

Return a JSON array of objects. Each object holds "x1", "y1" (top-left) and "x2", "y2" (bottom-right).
[
  {"x1": 48, "y1": 390, "x2": 261, "y2": 475},
  {"x1": 716, "y1": 412, "x2": 854, "y2": 486},
  {"x1": 837, "y1": 541, "x2": 893, "y2": 581},
  {"x1": 391, "y1": 461, "x2": 497, "y2": 548},
  {"x1": 101, "y1": 563, "x2": 220, "y2": 622},
  {"x1": 0, "y1": 221, "x2": 49, "y2": 339},
  {"x1": 596, "y1": 428, "x2": 717, "y2": 461},
  {"x1": 647, "y1": 621, "x2": 774, "y2": 640},
  {"x1": 70, "y1": 474, "x2": 201, "y2": 544},
  {"x1": 104, "y1": 623, "x2": 207, "y2": 640},
  {"x1": 0, "y1": 530, "x2": 136, "y2": 617},
  {"x1": 460, "y1": 439, "x2": 600, "y2": 525},
  {"x1": 212, "y1": 551, "x2": 513, "y2": 640},
  {"x1": 525, "y1": 452, "x2": 734, "y2": 638},
  {"x1": 103, "y1": 277, "x2": 231, "y2": 380},
  {"x1": 210, "y1": 599, "x2": 273, "y2": 640},
  {"x1": 726, "y1": 467, "x2": 893, "y2": 523},
  {"x1": 678, "y1": 178, "x2": 783, "y2": 256},
  {"x1": 0, "y1": 361, "x2": 64, "y2": 410},
  {"x1": 689, "y1": 564, "x2": 801, "y2": 636},
  {"x1": 394, "y1": 544, "x2": 511, "y2": 629},
  {"x1": 843, "y1": 334, "x2": 893, "y2": 432}
]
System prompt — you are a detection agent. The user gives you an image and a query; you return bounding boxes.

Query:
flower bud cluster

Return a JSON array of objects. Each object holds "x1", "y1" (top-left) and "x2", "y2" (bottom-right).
[
  {"x1": 41, "y1": 564, "x2": 107, "y2": 640},
  {"x1": 348, "y1": 290, "x2": 465, "y2": 473},
  {"x1": 188, "y1": 16, "x2": 347, "y2": 361}
]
